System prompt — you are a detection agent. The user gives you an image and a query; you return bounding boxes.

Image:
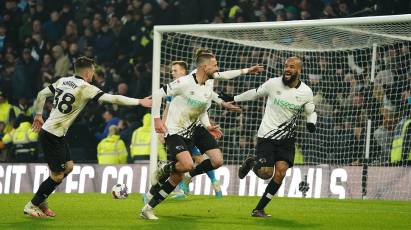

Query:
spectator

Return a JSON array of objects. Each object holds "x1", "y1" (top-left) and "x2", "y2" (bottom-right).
[
  {"x1": 0, "y1": 91, "x2": 16, "y2": 133},
  {"x1": 95, "y1": 109, "x2": 120, "y2": 141},
  {"x1": 93, "y1": 22, "x2": 117, "y2": 64},
  {"x1": 0, "y1": 24, "x2": 9, "y2": 53},
  {"x1": 3, "y1": 0, "x2": 22, "y2": 49},
  {"x1": 11, "y1": 48, "x2": 41, "y2": 101},
  {"x1": 97, "y1": 125, "x2": 128, "y2": 164},
  {"x1": 61, "y1": 22, "x2": 78, "y2": 44},
  {"x1": 77, "y1": 28, "x2": 94, "y2": 54},
  {"x1": 52, "y1": 45, "x2": 70, "y2": 77},
  {"x1": 31, "y1": 1, "x2": 48, "y2": 23},
  {"x1": 391, "y1": 111, "x2": 411, "y2": 164},
  {"x1": 374, "y1": 105, "x2": 396, "y2": 162},
  {"x1": 12, "y1": 97, "x2": 33, "y2": 118},
  {"x1": 67, "y1": 43, "x2": 79, "y2": 70},
  {"x1": 43, "y1": 10, "x2": 64, "y2": 43},
  {"x1": 320, "y1": 4, "x2": 337, "y2": 19},
  {"x1": 0, "y1": 63, "x2": 15, "y2": 99},
  {"x1": 300, "y1": 10, "x2": 312, "y2": 20},
  {"x1": 40, "y1": 53, "x2": 55, "y2": 87},
  {"x1": 2, "y1": 115, "x2": 38, "y2": 163},
  {"x1": 130, "y1": 113, "x2": 166, "y2": 162},
  {"x1": 30, "y1": 32, "x2": 47, "y2": 61}
]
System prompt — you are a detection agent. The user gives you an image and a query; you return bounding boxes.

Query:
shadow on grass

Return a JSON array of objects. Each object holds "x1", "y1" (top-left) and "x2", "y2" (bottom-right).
[
  {"x1": 140, "y1": 213, "x2": 321, "y2": 229},
  {"x1": 0, "y1": 216, "x2": 55, "y2": 229},
  {"x1": 250, "y1": 217, "x2": 320, "y2": 229}
]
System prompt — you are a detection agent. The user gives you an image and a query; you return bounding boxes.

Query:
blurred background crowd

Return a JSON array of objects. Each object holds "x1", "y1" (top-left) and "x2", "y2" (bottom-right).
[{"x1": 0, "y1": 0, "x2": 410, "y2": 165}]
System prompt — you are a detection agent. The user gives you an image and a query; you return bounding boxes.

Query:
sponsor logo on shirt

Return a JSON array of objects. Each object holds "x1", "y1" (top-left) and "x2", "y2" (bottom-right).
[
  {"x1": 272, "y1": 97, "x2": 302, "y2": 111},
  {"x1": 186, "y1": 98, "x2": 207, "y2": 108}
]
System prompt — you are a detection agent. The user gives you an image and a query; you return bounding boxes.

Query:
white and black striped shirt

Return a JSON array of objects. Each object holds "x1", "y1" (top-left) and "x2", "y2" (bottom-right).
[
  {"x1": 234, "y1": 77, "x2": 316, "y2": 140},
  {"x1": 153, "y1": 74, "x2": 213, "y2": 138}
]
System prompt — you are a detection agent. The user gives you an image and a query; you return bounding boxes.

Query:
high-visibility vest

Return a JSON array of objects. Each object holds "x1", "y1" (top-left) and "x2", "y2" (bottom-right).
[
  {"x1": 130, "y1": 128, "x2": 166, "y2": 161},
  {"x1": 97, "y1": 135, "x2": 128, "y2": 164},
  {"x1": 0, "y1": 102, "x2": 11, "y2": 122},
  {"x1": 2, "y1": 122, "x2": 37, "y2": 154},
  {"x1": 12, "y1": 105, "x2": 33, "y2": 118},
  {"x1": 0, "y1": 101, "x2": 13, "y2": 133},
  {"x1": 2, "y1": 129, "x2": 15, "y2": 144},
  {"x1": 228, "y1": 5, "x2": 240, "y2": 18},
  {"x1": 391, "y1": 119, "x2": 411, "y2": 163}
]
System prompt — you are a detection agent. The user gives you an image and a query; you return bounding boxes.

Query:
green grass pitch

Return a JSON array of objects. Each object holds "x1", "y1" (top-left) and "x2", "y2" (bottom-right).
[{"x1": 0, "y1": 193, "x2": 410, "y2": 230}]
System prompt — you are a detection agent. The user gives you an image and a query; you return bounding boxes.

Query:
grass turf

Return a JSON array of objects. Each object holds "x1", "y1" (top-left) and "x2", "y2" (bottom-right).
[{"x1": 0, "y1": 193, "x2": 410, "y2": 230}]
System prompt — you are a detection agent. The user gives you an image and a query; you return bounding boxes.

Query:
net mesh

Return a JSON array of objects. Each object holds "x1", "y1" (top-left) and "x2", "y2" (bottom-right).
[{"x1": 157, "y1": 17, "x2": 411, "y2": 199}]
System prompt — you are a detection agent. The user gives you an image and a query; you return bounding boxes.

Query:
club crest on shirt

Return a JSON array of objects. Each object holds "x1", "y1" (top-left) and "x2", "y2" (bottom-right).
[
  {"x1": 190, "y1": 91, "x2": 195, "y2": 95},
  {"x1": 276, "y1": 91, "x2": 281, "y2": 95}
]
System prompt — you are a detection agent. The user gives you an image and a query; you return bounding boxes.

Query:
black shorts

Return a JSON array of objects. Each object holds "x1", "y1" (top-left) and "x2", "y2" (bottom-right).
[
  {"x1": 39, "y1": 129, "x2": 71, "y2": 172},
  {"x1": 256, "y1": 138, "x2": 295, "y2": 168},
  {"x1": 165, "y1": 126, "x2": 219, "y2": 159}
]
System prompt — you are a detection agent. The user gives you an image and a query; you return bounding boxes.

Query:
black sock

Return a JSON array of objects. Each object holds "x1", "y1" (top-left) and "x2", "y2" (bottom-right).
[
  {"x1": 158, "y1": 173, "x2": 169, "y2": 184},
  {"x1": 255, "y1": 179, "x2": 281, "y2": 210},
  {"x1": 149, "y1": 183, "x2": 162, "y2": 196},
  {"x1": 31, "y1": 177, "x2": 61, "y2": 206},
  {"x1": 148, "y1": 180, "x2": 176, "y2": 208},
  {"x1": 189, "y1": 159, "x2": 214, "y2": 177}
]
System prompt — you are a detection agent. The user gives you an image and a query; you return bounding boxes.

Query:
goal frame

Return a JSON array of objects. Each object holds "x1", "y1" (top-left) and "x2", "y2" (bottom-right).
[{"x1": 149, "y1": 14, "x2": 411, "y2": 183}]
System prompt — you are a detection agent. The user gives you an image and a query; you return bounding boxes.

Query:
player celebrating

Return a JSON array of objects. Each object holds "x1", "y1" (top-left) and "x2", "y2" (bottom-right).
[
  {"x1": 164, "y1": 59, "x2": 263, "y2": 199},
  {"x1": 165, "y1": 60, "x2": 224, "y2": 199},
  {"x1": 229, "y1": 57, "x2": 317, "y2": 218},
  {"x1": 140, "y1": 53, "x2": 223, "y2": 220},
  {"x1": 145, "y1": 50, "x2": 263, "y2": 201},
  {"x1": 24, "y1": 56, "x2": 151, "y2": 218}
]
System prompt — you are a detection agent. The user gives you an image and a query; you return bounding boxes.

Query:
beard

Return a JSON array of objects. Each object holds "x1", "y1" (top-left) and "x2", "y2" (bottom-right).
[
  {"x1": 282, "y1": 72, "x2": 298, "y2": 86},
  {"x1": 207, "y1": 71, "x2": 216, "y2": 79}
]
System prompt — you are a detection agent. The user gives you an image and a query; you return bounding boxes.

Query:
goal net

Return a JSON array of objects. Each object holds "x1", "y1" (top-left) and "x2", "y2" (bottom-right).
[{"x1": 151, "y1": 15, "x2": 411, "y2": 200}]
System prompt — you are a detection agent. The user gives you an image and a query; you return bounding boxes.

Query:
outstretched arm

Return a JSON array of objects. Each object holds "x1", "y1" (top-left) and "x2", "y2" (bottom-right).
[
  {"x1": 85, "y1": 83, "x2": 151, "y2": 107},
  {"x1": 213, "y1": 64, "x2": 264, "y2": 80},
  {"x1": 212, "y1": 91, "x2": 242, "y2": 112},
  {"x1": 231, "y1": 78, "x2": 271, "y2": 102},
  {"x1": 234, "y1": 89, "x2": 261, "y2": 102},
  {"x1": 98, "y1": 94, "x2": 151, "y2": 107}
]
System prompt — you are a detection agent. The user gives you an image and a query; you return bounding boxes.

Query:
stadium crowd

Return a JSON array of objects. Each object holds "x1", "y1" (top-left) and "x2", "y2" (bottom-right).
[{"x1": 0, "y1": 0, "x2": 410, "y2": 165}]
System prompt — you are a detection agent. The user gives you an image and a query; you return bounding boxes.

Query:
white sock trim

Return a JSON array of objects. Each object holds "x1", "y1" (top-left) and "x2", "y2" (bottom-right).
[{"x1": 159, "y1": 190, "x2": 168, "y2": 198}]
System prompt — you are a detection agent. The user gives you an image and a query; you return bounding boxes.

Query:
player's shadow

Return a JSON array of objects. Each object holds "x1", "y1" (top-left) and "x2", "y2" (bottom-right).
[
  {"x1": 252, "y1": 217, "x2": 321, "y2": 229},
  {"x1": 160, "y1": 213, "x2": 216, "y2": 220},
  {"x1": 165, "y1": 196, "x2": 216, "y2": 204},
  {"x1": 157, "y1": 214, "x2": 320, "y2": 229},
  {"x1": 0, "y1": 217, "x2": 55, "y2": 229}
]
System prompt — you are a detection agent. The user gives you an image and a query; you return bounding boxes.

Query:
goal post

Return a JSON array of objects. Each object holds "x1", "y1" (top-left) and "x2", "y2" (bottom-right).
[{"x1": 150, "y1": 14, "x2": 411, "y2": 199}]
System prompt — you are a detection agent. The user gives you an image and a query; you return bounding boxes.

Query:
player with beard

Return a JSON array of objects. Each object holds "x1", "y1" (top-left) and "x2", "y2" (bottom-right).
[
  {"x1": 224, "y1": 57, "x2": 317, "y2": 217},
  {"x1": 140, "y1": 53, "x2": 224, "y2": 220}
]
